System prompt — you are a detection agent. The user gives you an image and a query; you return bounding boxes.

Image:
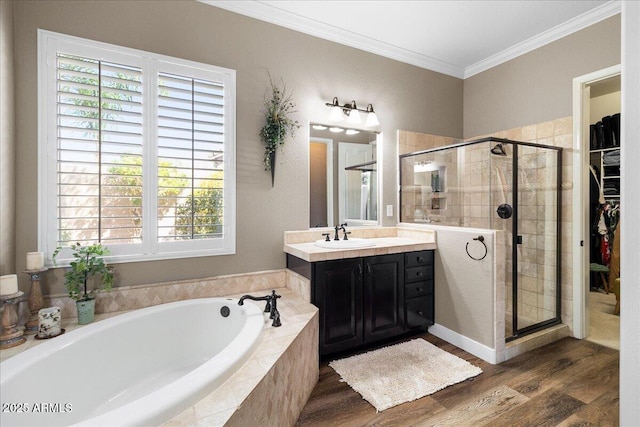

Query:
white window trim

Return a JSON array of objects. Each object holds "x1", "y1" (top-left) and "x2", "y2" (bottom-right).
[{"x1": 38, "y1": 30, "x2": 236, "y2": 266}]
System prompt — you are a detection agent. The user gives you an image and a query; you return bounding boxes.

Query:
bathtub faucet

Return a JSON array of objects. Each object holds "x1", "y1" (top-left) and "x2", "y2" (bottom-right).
[{"x1": 238, "y1": 290, "x2": 282, "y2": 327}]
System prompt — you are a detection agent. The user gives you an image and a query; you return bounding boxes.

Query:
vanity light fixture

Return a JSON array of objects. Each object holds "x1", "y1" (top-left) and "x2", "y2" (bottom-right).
[
  {"x1": 414, "y1": 160, "x2": 439, "y2": 172},
  {"x1": 312, "y1": 124, "x2": 328, "y2": 130},
  {"x1": 329, "y1": 127, "x2": 344, "y2": 133},
  {"x1": 365, "y1": 104, "x2": 380, "y2": 127},
  {"x1": 325, "y1": 97, "x2": 379, "y2": 127},
  {"x1": 345, "y1": 129, "x2": 360, "y2": 135}
]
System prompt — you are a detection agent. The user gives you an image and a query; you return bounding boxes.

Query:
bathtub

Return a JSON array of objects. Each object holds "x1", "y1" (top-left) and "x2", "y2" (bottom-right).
[{"x1": 0, "y1": 297, "x2": 264, "y2": 427}]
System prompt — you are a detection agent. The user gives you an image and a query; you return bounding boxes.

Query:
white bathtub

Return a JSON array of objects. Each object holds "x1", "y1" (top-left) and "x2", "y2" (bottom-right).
[{"x1": 0, "y1": 297, "x2": 264, "y2": 427}]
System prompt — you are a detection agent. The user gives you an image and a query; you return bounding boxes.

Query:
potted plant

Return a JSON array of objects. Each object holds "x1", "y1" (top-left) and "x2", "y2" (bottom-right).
[
  {"x1": 259, "y1": 72, "x2": 300, "y2": 186},
  {"x1": 53, "y1": 242, "x2": 114, "y2": 324}
]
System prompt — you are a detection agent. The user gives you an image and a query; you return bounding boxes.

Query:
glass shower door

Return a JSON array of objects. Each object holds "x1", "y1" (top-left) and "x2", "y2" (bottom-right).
[{"x1": 514, "y1": 144, "x2": 561, "y2": 336}]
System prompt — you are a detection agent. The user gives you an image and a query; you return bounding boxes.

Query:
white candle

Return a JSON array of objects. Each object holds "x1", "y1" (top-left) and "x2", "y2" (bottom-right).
[
  {"x1": 0, "y1": 274, "x2": 19, "y2": 296},
  {"x1": 26, "y1": 252, "x2": 45, "y2": 271}
]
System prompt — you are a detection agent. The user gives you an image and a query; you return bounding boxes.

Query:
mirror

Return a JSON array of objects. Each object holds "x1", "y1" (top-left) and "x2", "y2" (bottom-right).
[
  {"x1": 412, "y1": 161, "x2": 447, "y2": 214},
  {"x1": 309, "y1": 123, "x2": 381, "y2": 228}
]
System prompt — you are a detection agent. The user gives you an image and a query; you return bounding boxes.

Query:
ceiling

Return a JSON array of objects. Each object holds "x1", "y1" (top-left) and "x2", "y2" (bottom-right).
[{"x1": 201, "y1": 0, "x2": 620, "y2": 79}]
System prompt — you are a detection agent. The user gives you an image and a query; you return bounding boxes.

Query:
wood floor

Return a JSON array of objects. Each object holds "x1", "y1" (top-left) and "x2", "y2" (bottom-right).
[{"x1": 296, "y1": 334, "x2": 619, "y2": 427}]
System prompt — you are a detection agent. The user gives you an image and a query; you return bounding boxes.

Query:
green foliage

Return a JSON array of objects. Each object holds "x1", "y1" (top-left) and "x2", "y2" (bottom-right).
[
  {"x1": 104, "y1": 155, "x2": 189, "y2": 237},
  {"x1": 259, "y1": 73, "x2": 300, "y2": 171},
  {"x1": 175, "y1": 172, "x2": 224, "y2": 238},
  {"x1": 53, "y1": 243, "x2": 114, "y2": 301}
]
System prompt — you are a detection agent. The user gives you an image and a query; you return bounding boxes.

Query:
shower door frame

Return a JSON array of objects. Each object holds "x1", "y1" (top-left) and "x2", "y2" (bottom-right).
[
  {"x1": 398, "y1": 137, "x2": 563, "y2": 341},
  {"x1": 502, "y1": 138, "x2": 563, "y2": 341}
]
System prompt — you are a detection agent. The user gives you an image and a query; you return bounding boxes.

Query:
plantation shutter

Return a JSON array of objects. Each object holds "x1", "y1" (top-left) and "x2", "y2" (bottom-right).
[
  {"x1": 56, "y1": 53, "x2": 144, "y2": 246},
  {"x1": 157, "y1": 72, "x2": 225, "y2": 241}
]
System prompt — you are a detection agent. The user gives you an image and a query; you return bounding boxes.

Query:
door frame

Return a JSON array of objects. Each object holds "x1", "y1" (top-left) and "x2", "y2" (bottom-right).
[
  {"x1": 310, "y1": 137, "x2": 334, "y2": 227},
  {"x1": 571, "y1": 64, "x2": 621, "y2": 339}
]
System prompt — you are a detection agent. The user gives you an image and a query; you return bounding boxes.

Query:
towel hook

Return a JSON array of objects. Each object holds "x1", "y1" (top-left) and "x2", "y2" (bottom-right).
[{"x1": 466, "y1": 235, "x2": 487, "y2": 261}]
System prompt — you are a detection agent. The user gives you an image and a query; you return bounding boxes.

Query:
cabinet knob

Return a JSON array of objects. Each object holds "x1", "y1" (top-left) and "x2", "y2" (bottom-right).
[
  {"x1": 416, "y1": 287, "x2": 422, "y2": 292},
  {"x1": 416, "y1": 271, "x2": 423, "y2": 277},
  {"x1": 417, "y1": 256, "x2": 424, "y2": 263},
  {"x1": 417, "y1": 311, "x2": 424, "y2": 316}
]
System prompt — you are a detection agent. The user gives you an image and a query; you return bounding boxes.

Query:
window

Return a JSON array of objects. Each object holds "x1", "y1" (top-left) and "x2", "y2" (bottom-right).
[{"x1": 38, "y1": 31, "x2": 236, "y2": 264}]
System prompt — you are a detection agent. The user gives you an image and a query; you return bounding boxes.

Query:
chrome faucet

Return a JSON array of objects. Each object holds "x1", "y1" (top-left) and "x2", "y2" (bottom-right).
[{"x1": 238, "y1": 290, "x2": 281, "y2": 327}]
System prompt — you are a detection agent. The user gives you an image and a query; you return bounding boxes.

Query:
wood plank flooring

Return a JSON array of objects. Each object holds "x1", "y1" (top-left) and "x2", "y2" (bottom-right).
[{"x1": 296, "y1": 334, "x2": 619, "y2": 426}]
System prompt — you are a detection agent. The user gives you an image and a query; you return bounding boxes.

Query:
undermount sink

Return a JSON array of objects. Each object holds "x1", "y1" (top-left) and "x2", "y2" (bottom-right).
[{"x1": 314, "y1": 238, "x2": 376, "y2": 249}]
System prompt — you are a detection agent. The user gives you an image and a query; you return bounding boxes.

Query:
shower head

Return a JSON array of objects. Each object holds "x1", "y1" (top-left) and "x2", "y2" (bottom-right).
[{"x1": 491, "y1": 143, "x2": 507, "y2": 156}]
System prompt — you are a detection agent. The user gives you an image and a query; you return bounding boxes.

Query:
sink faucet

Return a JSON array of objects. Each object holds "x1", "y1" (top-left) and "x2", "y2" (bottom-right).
[
  {"x1": 238, "y1": 290, "x2": 281, "y2": 327},
  {"x1": 334, "y1": 222, "x2": 348, "y2": 241}
]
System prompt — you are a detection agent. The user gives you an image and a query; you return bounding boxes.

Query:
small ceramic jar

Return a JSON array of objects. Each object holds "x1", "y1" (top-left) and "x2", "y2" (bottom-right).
[{"x1": 38, "y1": 306, "x2": 62, "y2": 338}]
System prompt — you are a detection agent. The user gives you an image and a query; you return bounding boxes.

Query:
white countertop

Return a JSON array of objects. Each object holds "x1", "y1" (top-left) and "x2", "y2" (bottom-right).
[{"x1": 283, "y1": 227, "x2": 437, "y2": 262}]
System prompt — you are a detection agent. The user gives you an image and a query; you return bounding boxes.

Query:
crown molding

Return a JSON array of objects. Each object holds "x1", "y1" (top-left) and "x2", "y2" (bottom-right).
[
  {"x1": 463, "y1": 1, "x2": 621, "y2": 78},
  {"x1": 200, "y1": 0, "x2": 465, "y2": 78},
  {"x1": 201, "y1": 0, "x2": 621, "y2": 80}
]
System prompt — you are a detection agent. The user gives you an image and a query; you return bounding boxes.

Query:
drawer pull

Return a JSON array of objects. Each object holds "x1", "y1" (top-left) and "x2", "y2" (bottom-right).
[
  {"x1": 416, "y1": 287, "x2": 422, "y2": 292},
  {"x1": 416, "y1": 271, "x2": 423, "y2": 277},
  {"x1": 417, "y1": 311, "x2": 424, "y2": 316},
  {"x1": 417, "y1": 256, "x2": 424, "y2": 263}
]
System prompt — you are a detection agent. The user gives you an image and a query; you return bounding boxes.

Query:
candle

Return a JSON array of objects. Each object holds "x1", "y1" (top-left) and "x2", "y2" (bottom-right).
[
  {"x1": 38, "y1": 306, "x2": 62, "y2": 338},
  {"x1": 26, "y1": 252, "x2": 45, "y2": 271},
  {"x1": 0, "y1": 274, "x2": 19, "y2": 296}
]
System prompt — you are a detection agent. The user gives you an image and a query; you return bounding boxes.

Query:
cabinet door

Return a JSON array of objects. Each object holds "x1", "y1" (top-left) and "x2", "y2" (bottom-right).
[
  {"x1": 405, "y1": 295, "x2": 434, "y2": 328},
  {"x1": 315, "y1": 258, "x2": 363, "y2": 355},
  {"x1": 363, "y1": 254, "x2": 405, "y2": 343}
]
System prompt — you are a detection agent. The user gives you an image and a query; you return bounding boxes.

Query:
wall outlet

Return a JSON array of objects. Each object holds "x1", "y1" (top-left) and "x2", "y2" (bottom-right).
[{"x1": 386, "y1": 205, "x2": 393, "y2": 217}]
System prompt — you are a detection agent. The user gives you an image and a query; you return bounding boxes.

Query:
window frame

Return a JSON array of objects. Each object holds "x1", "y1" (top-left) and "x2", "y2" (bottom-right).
[{"x1": 38, "y1": 30, "x2": 236, "y2": 265}]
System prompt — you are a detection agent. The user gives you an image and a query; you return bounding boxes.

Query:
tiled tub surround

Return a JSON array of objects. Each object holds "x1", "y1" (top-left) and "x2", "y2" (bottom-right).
[
  {"x1": 40, "y1": 269, "x2": 291, "y2": 321},
  {"x1": 1, "y1": 273, "x2": 319, "y2": 427},
  {"x1": 284, "y1": 226, "x2": 437, "y2": 262}
]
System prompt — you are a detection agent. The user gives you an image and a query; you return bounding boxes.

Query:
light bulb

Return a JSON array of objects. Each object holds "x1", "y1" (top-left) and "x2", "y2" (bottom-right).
[
  {"x1": 329, "y1": 106, "x2": 343, "y2": 122},
  {"x1": 366, "y1": 111, "x2": 379, "y2": 127},
  {"x1": 348, "y1": 109, "x2": 361, "y2": 124}
]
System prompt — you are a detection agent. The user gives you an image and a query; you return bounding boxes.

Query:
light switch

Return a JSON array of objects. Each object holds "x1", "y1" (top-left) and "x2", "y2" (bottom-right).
[{"x1": 386, "y1": 205, "x2": 393, "y2": 217}]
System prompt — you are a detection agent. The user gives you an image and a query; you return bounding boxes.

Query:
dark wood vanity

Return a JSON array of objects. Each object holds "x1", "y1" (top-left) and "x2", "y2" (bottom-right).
[{"x1": 287, "y1": 249, "x2": 434, "y2": 356}]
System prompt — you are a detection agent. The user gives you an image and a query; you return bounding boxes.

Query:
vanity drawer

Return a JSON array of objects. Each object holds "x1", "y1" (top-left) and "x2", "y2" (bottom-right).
[
  {"x1": 405, "y1": 296, "x2": 434, "y2": 329},
  {"x1": 405, "y1": 251, "x2": 433, "y2": 268},
  {"x1": 405, "y1": 280, "x2": 433, "y2": 299},
  {"x1": 405, "y1": 266, "x2": 433, "y2": 283}
]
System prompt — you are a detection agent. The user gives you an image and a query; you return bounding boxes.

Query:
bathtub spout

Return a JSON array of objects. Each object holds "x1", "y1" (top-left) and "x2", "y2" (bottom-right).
[
  {"x1": 238, "y1": 290, "x2": 282, "y2": 327},
  {"x1": 238, "y1": 294, "x2": 271, "y2": 313}
]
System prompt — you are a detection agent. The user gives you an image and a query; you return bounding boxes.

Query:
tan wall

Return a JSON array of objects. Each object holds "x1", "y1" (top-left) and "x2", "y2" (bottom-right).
[
  {"x1": 11, "y1": 0, "x2": 463, "y2": 294},
  {"x1": 463, "y1": 15, "x2": 621, "y2": 138},
  {"x1": 590, "y1": 91, "x2": 621, "y2": 124},
  {"x1": 0, "y1": 0, "x2": 15, "y2": 275}
]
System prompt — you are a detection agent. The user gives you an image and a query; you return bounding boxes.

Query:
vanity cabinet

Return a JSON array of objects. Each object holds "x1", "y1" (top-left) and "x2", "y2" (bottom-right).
[
  {"x1": 314, "y1": 258, "x2": 364, "y2": 355},
  {"x1": 303, "y1": 250, "x2": 434, "y2": 356},
  {"x1": 404, "y1": 251, "x2": 434, "y2": 329}
]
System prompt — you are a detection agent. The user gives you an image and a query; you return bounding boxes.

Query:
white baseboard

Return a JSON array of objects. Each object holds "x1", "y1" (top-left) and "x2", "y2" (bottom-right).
[{"x1": 429, "y1": 323, "x2": 498, "y2": 364}]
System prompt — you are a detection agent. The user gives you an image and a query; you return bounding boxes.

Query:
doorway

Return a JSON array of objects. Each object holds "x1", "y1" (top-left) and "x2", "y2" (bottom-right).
[{"x1": 572, "y1": 65, "x2": 621, "y2": 349}]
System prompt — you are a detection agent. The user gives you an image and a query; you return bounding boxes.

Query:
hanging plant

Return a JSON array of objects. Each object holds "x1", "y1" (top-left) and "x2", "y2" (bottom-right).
[{"x1": 259, "y1": 73, "x2": 300, "y2": 186}]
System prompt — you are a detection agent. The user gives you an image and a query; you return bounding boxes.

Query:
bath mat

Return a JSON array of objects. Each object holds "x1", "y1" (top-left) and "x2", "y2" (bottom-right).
[{"x1": 329, "y1": 338, "x2": 482, "y2": 412}]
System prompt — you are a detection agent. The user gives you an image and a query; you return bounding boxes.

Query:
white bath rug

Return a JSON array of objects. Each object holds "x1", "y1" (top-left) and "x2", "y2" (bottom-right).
[{"x1": 328, "y1": 338, "x2": 482, "y2": 412}]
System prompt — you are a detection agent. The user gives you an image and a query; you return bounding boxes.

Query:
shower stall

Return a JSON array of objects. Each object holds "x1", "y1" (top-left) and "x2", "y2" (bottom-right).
[{"x1": 399, "y1": 137, "x2": 562, "y2": 341}]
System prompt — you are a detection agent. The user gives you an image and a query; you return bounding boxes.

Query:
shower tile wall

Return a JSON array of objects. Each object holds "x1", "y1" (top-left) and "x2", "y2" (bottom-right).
[
  {"x1": 399, "y1": 116, "x2": 574, "y2": 336},
  {"x1": 482, "y1": 118, "x2": 573, "y2": 334},
  {"x1": 398, "y1": 132, "x2": 462, "y2": 225}
]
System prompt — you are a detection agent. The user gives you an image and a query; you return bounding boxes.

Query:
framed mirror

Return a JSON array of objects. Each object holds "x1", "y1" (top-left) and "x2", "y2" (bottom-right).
[{"x1": 309, "y1": 123, "x2": 381, "y2": 228}]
